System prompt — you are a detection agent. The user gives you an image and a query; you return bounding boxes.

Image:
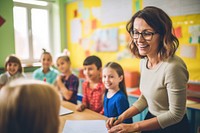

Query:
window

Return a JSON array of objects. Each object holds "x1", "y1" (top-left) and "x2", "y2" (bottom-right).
[{"x1": 13, "y1": 0, "x2": 53, "y2": 65}]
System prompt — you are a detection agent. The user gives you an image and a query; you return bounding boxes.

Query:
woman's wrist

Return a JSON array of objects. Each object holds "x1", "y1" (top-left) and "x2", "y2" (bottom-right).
[
  {"x1": 118, "y1": 115, "x2": 124, "y2": 123},
  {"x1": 134, "y1": 122, "x2": 141, "y2": 132}
]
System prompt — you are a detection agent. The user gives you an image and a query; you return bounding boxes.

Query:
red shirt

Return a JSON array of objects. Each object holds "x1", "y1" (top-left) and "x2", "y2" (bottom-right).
[{"x1": 82, "y1": 81, "x2": 105, "y2": 114}]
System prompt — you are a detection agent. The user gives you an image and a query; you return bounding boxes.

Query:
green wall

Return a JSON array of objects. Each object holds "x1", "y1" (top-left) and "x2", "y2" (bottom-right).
[
  {"x1": 59, "y1": 0, "x2": 67, "y2": 50},
  {"x1": 0, "y1": 0, "x2": 15, "y2": 68},
  {"x1": 0, "y1": 0, "x2": 66, "y2": 70}
]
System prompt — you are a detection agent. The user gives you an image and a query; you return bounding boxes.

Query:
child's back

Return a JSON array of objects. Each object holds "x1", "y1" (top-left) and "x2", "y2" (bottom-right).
[{"x1": 0, "y1": 79, "x2": 60, "y2": 133}]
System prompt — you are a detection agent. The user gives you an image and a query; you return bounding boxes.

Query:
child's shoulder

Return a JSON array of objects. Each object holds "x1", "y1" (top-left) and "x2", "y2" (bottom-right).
[
  {"x1": 50, "y1": 67, "x2": 59, "y2": 73},
  {"x1": 33, "y1": 67, "x2": 42, "y2": 73},
  {"x1": 21, "y1": 73, "x2": 26, "y2": 78},
  {"x1": 87, "y1": 81, "x2": 104, "y2": 91},
  {"x1": 13, "y1": 72, "x2": 26, "y2": 78},
  {"x1": 97, "y1": 81, "x2": 104, "y2": 89},
  {"x1": 0, "y1": 72, "x2": 9, "y2": 83},
  {"x1": 69, "y1": 73, "x2": 79, "y2": 80},
  {"x1": 0, "y1": 72, "x2": 8, "y2": 77},
  {"x1": 115, "y1": 90, "x2": 127, "y2": 99}
]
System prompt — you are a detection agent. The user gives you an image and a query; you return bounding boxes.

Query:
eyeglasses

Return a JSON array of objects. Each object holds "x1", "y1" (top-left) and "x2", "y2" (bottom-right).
[{"x1": 130, "y1": 30, "x2": 157, "y2": 41}]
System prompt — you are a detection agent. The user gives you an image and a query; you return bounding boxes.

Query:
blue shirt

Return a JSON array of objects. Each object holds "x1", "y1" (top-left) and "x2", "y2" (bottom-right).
[
  {"x1": 32, "y1": 67, "x2": 59, "y2": 84},
  {"x1": 104, "y1": 90, "x2": 132, "y2": 123}
]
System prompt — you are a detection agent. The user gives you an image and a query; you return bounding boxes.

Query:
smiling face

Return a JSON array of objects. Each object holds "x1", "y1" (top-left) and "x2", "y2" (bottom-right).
[
  {"x1": 133, "y1": 18, "x2": 160, "y2": 58},
  {"x1": 83, "y1": 64, "x2": 101, "y2": 82},
  {"x1": 6, "y1": 62, "x2": 20, "y2": 76},
  {"x1": 41, "y1": 54, "x2": 52, "y2": 70},
  {"x1": 102, "y1": 67, "x2": 123, "y2": 91},
  {"x1": 56, "y1": 58, "x2": 70, "y2": 74}
]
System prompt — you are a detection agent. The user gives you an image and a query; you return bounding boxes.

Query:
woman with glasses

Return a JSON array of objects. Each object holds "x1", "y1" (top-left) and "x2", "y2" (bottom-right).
[{"x1": 106, "y1": 6, "x2": 189, "y2": 133}]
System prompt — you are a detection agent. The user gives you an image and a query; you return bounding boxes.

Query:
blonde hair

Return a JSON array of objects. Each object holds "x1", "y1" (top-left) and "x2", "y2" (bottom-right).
[
  {"x1": 0, "y1": 79, "x2": 60, "y2": 133},
  {"x1": 57, "y1": 55, "x2": 71, "y2": 63}
]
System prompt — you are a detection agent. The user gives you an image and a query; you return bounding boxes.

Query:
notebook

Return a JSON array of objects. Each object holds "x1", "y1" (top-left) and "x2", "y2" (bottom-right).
[{"x1": 59, "y1": 106, "x2": 73, "y2": 116}]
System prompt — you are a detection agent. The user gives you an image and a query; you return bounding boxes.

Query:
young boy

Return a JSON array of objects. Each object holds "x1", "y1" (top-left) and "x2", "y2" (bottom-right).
[{"x1": 76, "y1": 55, "x2": 105, "y2": 114}]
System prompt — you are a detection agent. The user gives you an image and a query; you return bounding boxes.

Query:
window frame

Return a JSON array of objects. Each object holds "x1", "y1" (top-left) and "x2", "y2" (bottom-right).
[{"x1": 13, "y1": 1, "x2": 53, "y2": 65}]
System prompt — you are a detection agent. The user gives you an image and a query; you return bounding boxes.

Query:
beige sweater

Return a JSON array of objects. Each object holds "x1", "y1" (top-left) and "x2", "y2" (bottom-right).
[{"x1": 133, "y1": 55, "x2": 189, "y2": 128}]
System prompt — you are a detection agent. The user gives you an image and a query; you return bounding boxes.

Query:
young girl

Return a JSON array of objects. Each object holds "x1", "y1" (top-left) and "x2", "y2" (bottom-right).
[
  {"x1": 56, "y1": 55, "x2": 79, "y2": 104},
  {"x1": 0, "y1": 54, "x2": 25, "y2": 89},
  {"x1": 103, "y1": 62, "x2": 132, "y2": 123},
  {"x1": 33, "y1": 49, "x2": 59, "y2": 84}
]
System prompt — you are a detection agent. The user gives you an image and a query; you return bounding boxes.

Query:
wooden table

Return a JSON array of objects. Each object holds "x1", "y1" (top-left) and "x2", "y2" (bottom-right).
[{"x1": 59, "y1": 101, "x2": 107, "y2": 133}]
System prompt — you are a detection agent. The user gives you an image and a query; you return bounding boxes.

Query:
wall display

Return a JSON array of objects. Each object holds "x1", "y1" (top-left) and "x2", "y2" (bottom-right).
[{"x1": 66, "y1": 0, "x2": 200, "y2": 81}]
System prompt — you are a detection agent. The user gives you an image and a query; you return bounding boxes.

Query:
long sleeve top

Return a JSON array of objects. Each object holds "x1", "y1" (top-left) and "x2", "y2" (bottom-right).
[{"x1": 133, "y1": 55, "x2": 189, "y2": 128}]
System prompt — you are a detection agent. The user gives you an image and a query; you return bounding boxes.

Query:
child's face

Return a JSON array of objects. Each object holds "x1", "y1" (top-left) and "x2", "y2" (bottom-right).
[
  {"x1": 57, "y1": 58, "x2": 70, "y2": 74},
  {"x1": 102, "y1": 67, "x2": 123, "y2": 90},
  {"x1": 83, "y1": 64, "x2": 101, "y2": 81},
  {"x1": 41, "y1": 54, "x2": 52, "y2": 69},
  {"x1": 6, "y1": 62, "x2": 20, "y2": 76}
]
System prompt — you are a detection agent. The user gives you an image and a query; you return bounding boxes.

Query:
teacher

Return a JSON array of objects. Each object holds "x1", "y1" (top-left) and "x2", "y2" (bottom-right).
[{"x1": 106, "y1": 6, "x2": 189, "y2": 133}]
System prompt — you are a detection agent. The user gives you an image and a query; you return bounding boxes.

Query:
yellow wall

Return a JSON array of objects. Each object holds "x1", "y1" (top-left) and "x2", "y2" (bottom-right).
[
  {"x1": 172, "y1": 15, "x2": 200, "y2": 81},
  {"x1": 66, "y1": 0, "x2": 200, "y2": 81}
]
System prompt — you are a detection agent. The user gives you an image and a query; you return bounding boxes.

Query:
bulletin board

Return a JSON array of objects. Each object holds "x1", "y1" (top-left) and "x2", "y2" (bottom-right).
[{"x1": 66, "y1": 0, "x2": 200, "y2": 81}]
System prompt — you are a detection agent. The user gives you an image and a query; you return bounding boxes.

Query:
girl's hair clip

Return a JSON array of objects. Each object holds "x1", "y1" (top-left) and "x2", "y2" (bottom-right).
[
  {"x1": 42, "y1": 48, "x2": 47, "y2": 53},
  {"x1": 63, "y1": 49, "x2": 70, "y2": 56}
]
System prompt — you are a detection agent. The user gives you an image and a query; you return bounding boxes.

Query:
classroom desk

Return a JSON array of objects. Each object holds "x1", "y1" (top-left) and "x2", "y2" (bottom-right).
[
  {"x1": 59, "y1": 101, "x2": 107, "y2": 133},
  {"x1": 187, "y1": 103, "x2": 200, "y2": 110}
]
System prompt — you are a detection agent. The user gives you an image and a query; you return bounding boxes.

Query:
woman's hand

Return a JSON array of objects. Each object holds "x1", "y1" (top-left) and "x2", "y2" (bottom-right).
[
  {"x1": 106, "y1": 116, "x2": 122, "y2": 129},
  {"x1": 108, "y1": 123, "x2": 139, "y2": 133}
]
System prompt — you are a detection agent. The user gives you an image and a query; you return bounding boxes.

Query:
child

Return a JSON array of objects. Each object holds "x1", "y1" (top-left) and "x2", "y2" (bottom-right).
[
  {"x1": 103, "y1": 62, "x2": 132, "y2": 123},
  {"x1": 0, "y1": 54, "x2": 25, "y2": 89},
  {"x1": 0, "y1": 79, "x2": 60, "y2": 133},
  {"x1": 33, "y1": 49, "x2": 59, "y2": 84},
  {"x1": 76, "y1": 55, "x2": 105, "y2": 114},
  {"x1": 56, "y1": 55, "x2": 79, "y2": 104}
]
